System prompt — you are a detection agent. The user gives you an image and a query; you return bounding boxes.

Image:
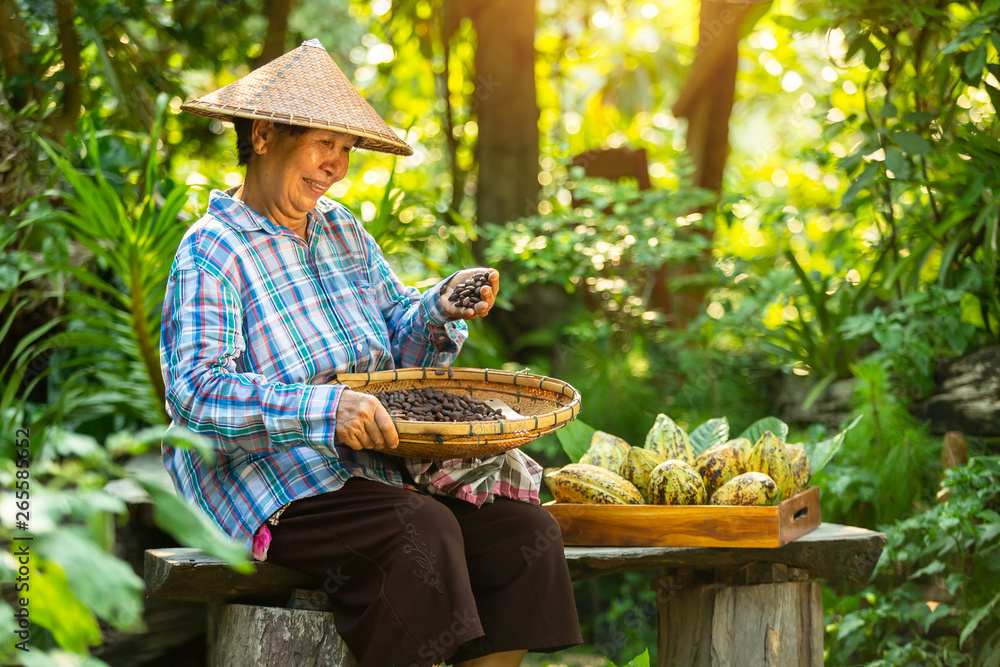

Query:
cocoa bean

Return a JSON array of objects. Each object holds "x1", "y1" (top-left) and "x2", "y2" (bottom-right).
[
  {"x1": 448, "y1": 271, "x2": 492, "y2": 309},
  {"x1": 370, "y1": 386, "x2": 504, "y2": 423}
]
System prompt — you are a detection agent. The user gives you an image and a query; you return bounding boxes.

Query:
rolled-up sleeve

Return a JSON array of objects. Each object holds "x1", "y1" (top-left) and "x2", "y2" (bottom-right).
[{"x1": 161, "y1": 267, "x2": 344, "y2": 457}]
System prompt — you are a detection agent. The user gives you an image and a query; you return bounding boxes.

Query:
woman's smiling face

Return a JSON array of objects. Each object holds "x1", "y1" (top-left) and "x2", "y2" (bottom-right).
[{"x1": 252, "y1": 122, "x2": 357, "y2": 224}]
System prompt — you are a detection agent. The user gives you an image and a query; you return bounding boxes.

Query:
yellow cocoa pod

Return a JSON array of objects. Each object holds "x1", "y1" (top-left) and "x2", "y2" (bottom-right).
[
  {"x1": 648, "y1": 460, "x2": 707, "y2": 505},
  {"x1": 591, "y1": 430, "x2": 632, "y2": 455},
  {"x1": 644, "y1": 414, "x2": 694, "y2": 465},
  {"x1": 622, "y1": 447, "x2": 666, "y2": 501},
  {"x1": 711, "y1": 472, "x2": 781, "y2": 506},
  {"x1": 692, "y1": 443, "x2": 747, "y2": 496},
  {"x1": 785, "y1": 443, "x2": 811, "y2": 495},
  {"x1": 545, "y1": 463, "x2": 644, "y2": 505},
  {"x1": 746, "y1": 431, "x2": 795, "y2": 501},
  {"x1": 724, "y1": 437, "x2": 753, "y2": 459},
  {"x1": 579, "y1": 431, "x2": 630, "y2": 475}
]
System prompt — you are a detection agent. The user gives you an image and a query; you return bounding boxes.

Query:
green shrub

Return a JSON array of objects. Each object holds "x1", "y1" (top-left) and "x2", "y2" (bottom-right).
[{"x1": 825, "y1": 456, "x2": 1000, "y2": 666}]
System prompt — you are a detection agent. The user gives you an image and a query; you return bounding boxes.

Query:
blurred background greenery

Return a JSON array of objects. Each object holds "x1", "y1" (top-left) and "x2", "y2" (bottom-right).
[{"x1": 2, "y1": 0, "x2": 999, "y2": 664}]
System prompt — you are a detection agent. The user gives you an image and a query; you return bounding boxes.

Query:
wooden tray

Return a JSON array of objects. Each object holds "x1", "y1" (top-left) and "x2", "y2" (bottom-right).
[{"x1": 544, "y1": 487, "x2": 821, "y2": 548}]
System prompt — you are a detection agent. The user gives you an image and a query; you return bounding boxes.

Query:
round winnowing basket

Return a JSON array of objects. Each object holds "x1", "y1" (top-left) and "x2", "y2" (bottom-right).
[{"x1": 330, "y1": 367, "x2": 582, "y2": 459}]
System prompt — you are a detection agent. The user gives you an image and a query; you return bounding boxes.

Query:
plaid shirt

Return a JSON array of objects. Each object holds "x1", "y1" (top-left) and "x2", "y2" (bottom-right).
[{"x1": 160, "y1": 187, "x2": 540, "y2": 552}]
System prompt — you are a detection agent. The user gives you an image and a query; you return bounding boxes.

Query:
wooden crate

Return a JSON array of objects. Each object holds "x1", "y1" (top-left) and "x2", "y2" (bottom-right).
[{"x1": 544, "y1": 487, "x2": 821, "y2": 548}]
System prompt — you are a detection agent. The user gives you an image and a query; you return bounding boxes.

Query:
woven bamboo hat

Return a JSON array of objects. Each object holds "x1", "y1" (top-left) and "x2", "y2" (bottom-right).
[{"x1": 181, "y1": 38, "x2": 412, "y2": 156}]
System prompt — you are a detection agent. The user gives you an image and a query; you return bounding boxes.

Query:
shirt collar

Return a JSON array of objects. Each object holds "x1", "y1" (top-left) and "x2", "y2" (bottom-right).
[
  {"x1": 207, "y1": 187, "x2": 342, "y2": 239},
  {"x1": 207, "y1": 186, "x2": 284, "y2": 235}
]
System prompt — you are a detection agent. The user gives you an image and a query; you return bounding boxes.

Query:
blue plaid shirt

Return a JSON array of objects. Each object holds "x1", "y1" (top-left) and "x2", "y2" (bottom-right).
[{"x1": 160, "y1": 187, "x2": 469, "y2": 550}]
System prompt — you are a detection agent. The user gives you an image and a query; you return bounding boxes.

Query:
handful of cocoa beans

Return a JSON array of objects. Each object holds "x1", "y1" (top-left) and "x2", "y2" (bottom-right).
[
  {"x1": 373, "y1": 386, "x2": 504, "y2": 422},
  {"x1": 448, "y1": 272, "x2": 491, "y2": 309}
]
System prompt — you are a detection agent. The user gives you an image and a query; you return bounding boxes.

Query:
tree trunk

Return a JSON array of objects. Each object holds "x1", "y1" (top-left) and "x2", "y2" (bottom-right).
[
  {"x1": 208, "y1": 603, "x2": 356, "y2": 667},
  {"x1": 471, "y1": 0, "x2": 538, "y2": 233},
  {"x1": 439, "y1": 1, "x2": 469, "y2": 212},
  {"x1": 659, "y1": 580, "x2": 823, "y2": 667},
  {"x1": 673, "y1": 1, "x2": 754, "y2": 194},
  {"x1": 254, "y1": 0, "x2": 294, "y2": 68},
  {"x1": 0, "y1": 0, "x2": 37, "y2": 111},
  {"x1": 655, "y1": 1, "x2": 762, "y2": 325},
  {"x1": 48, "y1": 0, "x2": 82, "y2": 140},
  {"x1": 468, "y1": 0, "x2": 547, "y2": 353}
]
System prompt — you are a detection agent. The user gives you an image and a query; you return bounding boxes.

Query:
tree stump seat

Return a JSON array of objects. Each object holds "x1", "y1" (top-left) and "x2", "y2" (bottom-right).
[{"x1": 144, "y1": 522, "x2": 884, "y2": 666}]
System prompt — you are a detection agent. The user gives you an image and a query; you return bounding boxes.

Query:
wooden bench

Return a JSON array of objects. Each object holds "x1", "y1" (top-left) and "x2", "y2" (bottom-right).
[{"x1": 145, "y1": 522, "x2": 885, "y2": 666}]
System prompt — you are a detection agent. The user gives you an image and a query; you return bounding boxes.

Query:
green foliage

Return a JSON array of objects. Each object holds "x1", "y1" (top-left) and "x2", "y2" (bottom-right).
[
  {"x1": 482, "y1": 173, "x2": 714, "y2": 317},
  {"x1": 474, "y1": 173, "x2": 719, "y2": 445},
  {"x1": 346, "y1": 149, "x2": 479, "y2": 281},
  {"x1": 2, "y1": 96, "x2": 191, "y2": 451},
  {"x1": 779, "y1": 0, "x2": 1000, "y2": 337},
  {"x1": 737, "y1": 416, "x2": 790, "y2": 444},
  {"x1": 556, "y1": 418, "x2": 598, "y2": 463},
  {"x1": 708, "y1": 0, "x2": 998, "y2": 412},
  {"x1": 0, "y1": 427, "x2": 250, "y2": 664},
  {"x1": 773, "y1": 249, "x2": 873, "y2": 381},
  {"x1": 807, "y1": 414, "x2": 862, "y2": 483},
  {"x1": 3, "y1": 0, "x2": 998, "y2": 664},
  {"x1": 816, "y1": 360, "x2": 942, "y2": 528},
  {"x1": 825, "y1": 457, "x2": 1000, "y2": 666},
  {"x1": 607, "y1": 648, "x2": 651, "y2": 667},
  {"x1": 581, "y1": 572, "x2": 659, "y2": 666},
  {"x1": 840, "y1": 279, "x2": 979, "y2": 398}
]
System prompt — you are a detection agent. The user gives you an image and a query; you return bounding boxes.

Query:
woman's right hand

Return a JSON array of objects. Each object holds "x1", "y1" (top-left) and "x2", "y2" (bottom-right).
[{"x1": 335, "y1": 390, "x2": 399, "y2": 451}]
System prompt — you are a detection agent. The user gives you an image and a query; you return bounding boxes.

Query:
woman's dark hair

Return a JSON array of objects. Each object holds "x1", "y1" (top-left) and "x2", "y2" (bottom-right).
[{"x1": 233, "y1": 117, "x2": 308, "y2": 166}]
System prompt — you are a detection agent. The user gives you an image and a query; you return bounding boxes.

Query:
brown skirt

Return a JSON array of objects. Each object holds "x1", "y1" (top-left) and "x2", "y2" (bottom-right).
[{"x1": 265, "y1": 478, "x2": 583, "y2": 667}]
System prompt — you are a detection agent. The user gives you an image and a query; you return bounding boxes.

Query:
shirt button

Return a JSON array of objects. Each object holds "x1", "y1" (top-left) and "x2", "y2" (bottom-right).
[{"x1": 356, "y1": 343, "x2": 363, "y2": 351}]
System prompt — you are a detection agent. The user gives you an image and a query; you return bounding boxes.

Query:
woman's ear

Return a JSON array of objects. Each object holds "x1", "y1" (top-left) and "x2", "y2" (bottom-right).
[{"x1": 251, "y1": 119, "x2": 274, "y2": 156}]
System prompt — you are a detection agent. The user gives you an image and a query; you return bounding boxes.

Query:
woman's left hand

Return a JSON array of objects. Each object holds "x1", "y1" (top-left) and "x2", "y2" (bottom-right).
[{"x1": 440, "y1": 268, "x2": 500, "y2": 320}]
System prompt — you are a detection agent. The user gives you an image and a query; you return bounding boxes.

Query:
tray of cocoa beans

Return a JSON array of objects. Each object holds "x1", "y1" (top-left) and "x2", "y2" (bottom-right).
[
  {"x1": 329, "y1": 367, "x2": 582, "y2": 459},
  {"x1": 542, "y1": 419, "x2": 822, "y2": 548}
]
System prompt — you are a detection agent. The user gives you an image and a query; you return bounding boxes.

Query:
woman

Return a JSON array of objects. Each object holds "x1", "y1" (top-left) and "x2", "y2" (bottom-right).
[{"x1": 161, "y1": 39, "x2": 582, "y2": 666}]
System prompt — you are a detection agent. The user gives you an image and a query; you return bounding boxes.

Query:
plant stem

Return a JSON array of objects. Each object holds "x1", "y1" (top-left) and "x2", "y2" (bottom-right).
[{"x1": 131, "y1": 258, "x2": 166, "y2": 419}]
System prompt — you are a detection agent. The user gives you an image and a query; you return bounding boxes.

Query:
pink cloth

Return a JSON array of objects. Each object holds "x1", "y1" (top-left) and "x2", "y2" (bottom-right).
[{"x1": 252, "y1": 524, "x2": 272, "y2": 561}]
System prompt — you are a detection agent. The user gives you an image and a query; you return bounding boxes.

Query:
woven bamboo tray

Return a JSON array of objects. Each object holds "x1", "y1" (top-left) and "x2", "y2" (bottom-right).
[{"x1": 329, "y1": 367, "x2": 582, "y2": 459}]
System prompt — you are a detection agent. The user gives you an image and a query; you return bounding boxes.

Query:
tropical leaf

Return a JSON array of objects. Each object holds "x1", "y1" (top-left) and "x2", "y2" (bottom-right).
[
  {"x1": 23, "y1": 97, "x2": 190, "y2": 427},
  {"x1": 19, "y1": 649, "x2": 111, "y2": 667},
  {"x1": 805, "y1": 414, "x2": 863, "y2": 480},
  {"x1": 960, "y1": 590, "x2": 1000, "y2": 647},
  {"x1": 136, "y1": 479, "x2": 253, "y2": 572},
  {"x1": 689, "y1": 417, "x2": 730, "y2": 455},
  {"x1": 35, "y1": 529, "x2": 145, "y2": 631},
  {"x1": 738, "y1": 417, "x2": 789, "y2": 445},
  {"x1": 27, "y1": 559, "x2": 103, "y2": 653},
  {"x1": 556, "y1": 418, "x2": 596, "y2": 463},
  {"x1": 607, "y1": 649, "x2": 651, "y2": 667}
]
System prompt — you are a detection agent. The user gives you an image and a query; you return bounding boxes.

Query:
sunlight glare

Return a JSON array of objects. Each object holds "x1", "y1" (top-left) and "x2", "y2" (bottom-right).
[
  {"x1": 781, "y1": 71, "x2": 804, "y2": 92},
  {"x1": 591, "y1": 11, "x2": 612, "y2": 28}
]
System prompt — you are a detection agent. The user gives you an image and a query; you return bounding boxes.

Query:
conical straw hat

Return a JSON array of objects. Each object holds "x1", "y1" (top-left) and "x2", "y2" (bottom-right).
[{"x1": 181, "y1": 38, "x2": 412, "y2": 156}]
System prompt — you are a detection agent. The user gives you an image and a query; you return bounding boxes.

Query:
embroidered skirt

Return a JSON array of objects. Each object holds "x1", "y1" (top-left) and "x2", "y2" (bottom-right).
[{"x1": 264, "y1": 478, "x2": 583, "y2": 667}]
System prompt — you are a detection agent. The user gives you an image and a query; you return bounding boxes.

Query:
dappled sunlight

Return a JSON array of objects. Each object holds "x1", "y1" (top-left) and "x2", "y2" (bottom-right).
[{"x1": 4, "y1": 0, "x2": 999, "y2": 664}]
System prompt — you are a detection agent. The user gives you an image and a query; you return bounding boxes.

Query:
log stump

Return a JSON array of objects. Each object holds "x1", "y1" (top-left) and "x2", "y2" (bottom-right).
[
  {"x1": 207, "y1": 603, "x2": 356, "y2": 667},
  {"x1": 657, "y1": 568, "x2": 823, "y2": 667}
]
